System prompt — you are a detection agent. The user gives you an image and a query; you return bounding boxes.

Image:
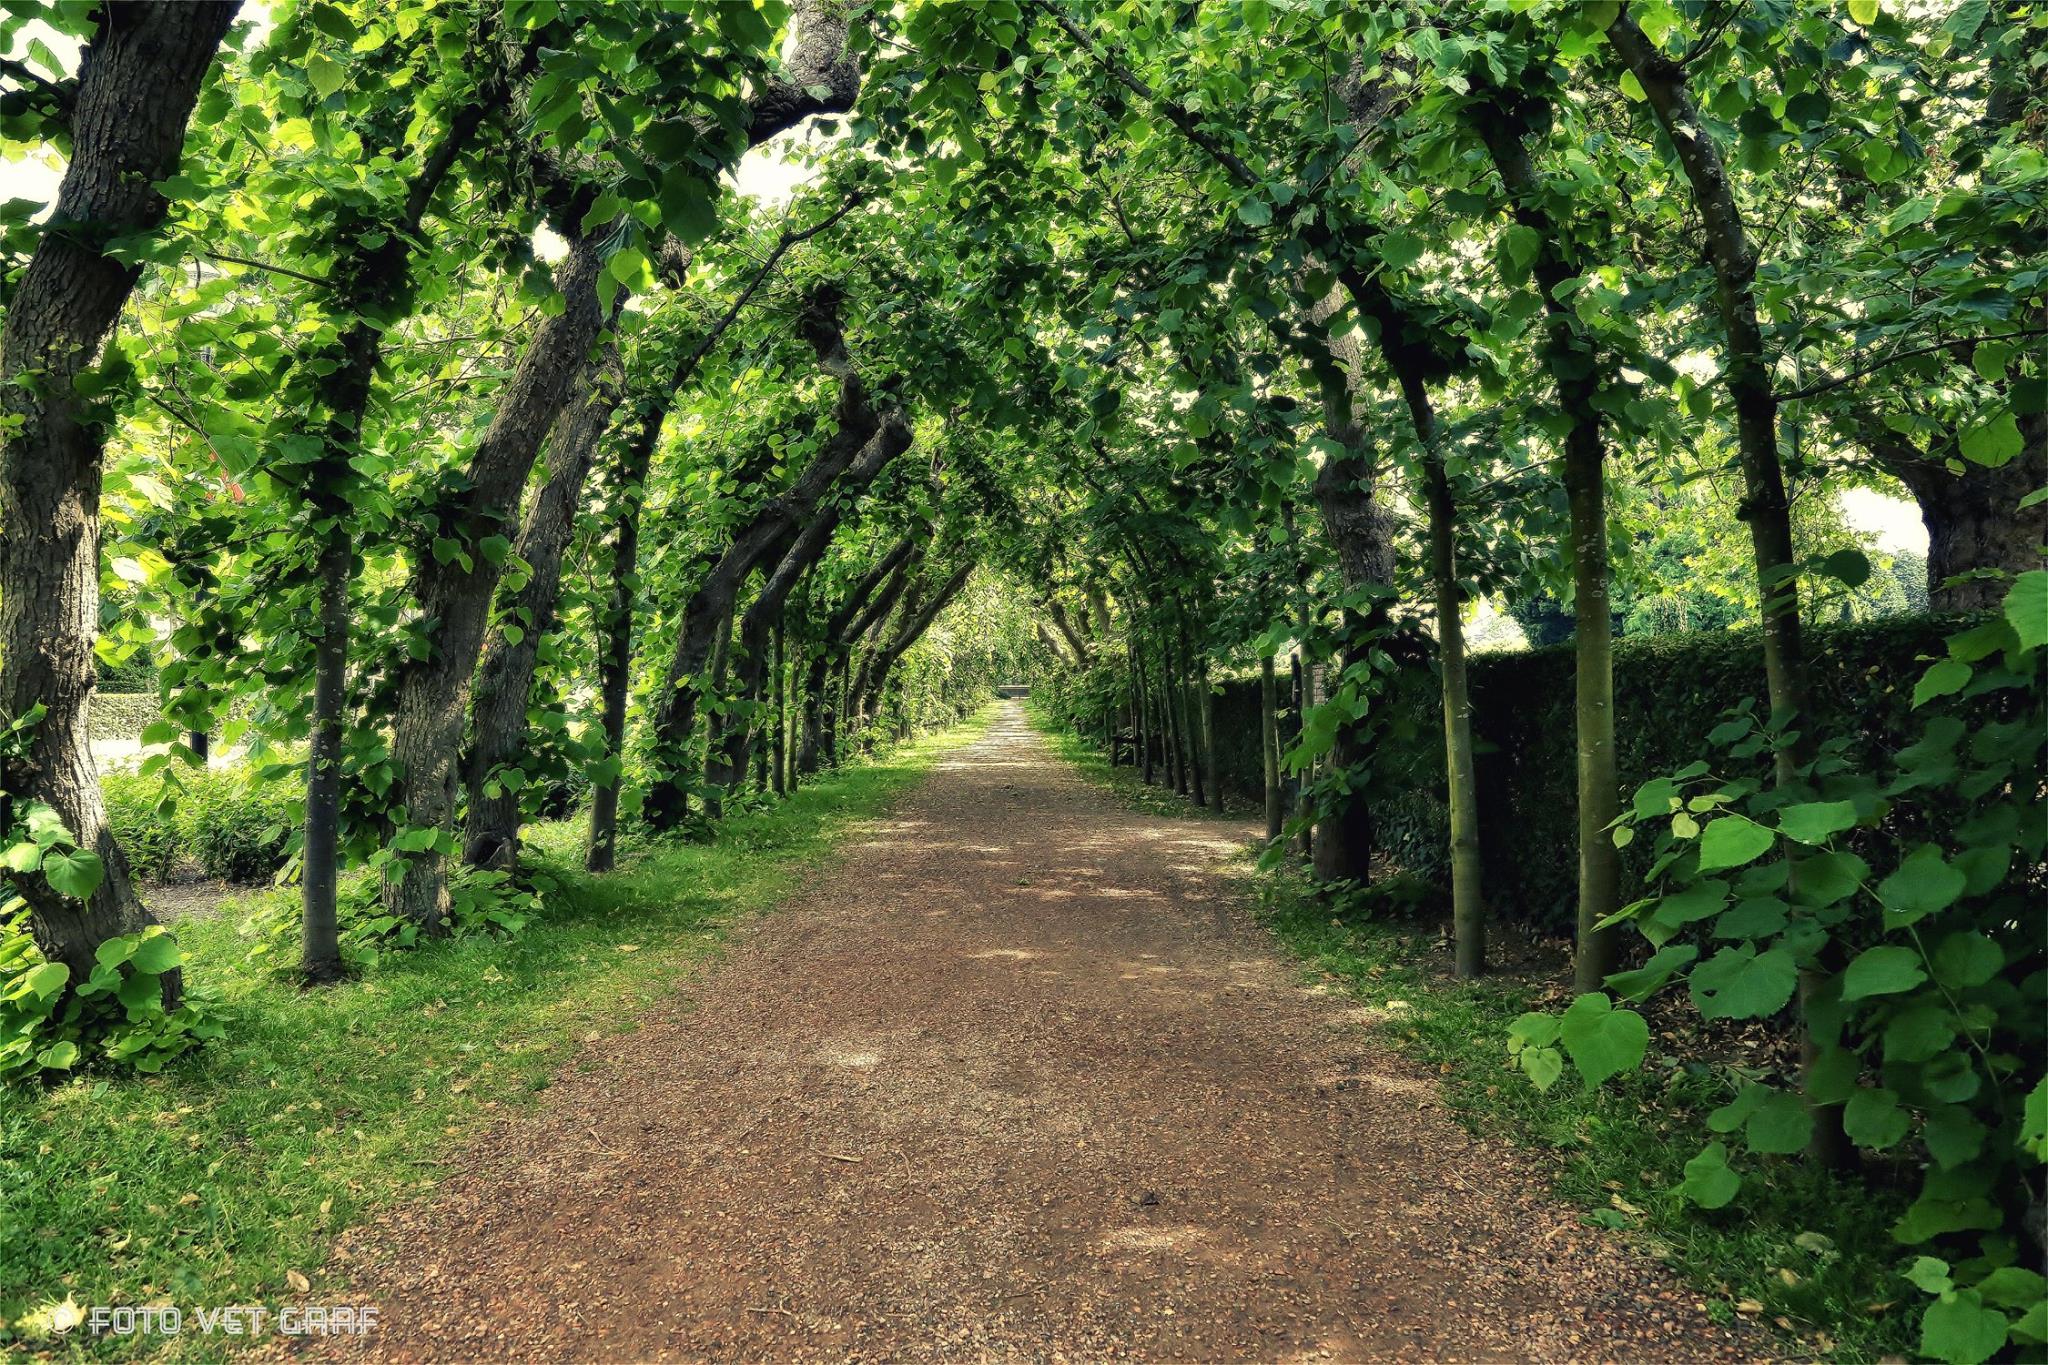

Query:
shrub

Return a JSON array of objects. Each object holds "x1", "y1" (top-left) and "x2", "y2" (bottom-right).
[
  {"x1": 101, "y1": 773, "x2": 182, "y2": 881},
  {"x1": 99, "y1": 765, "x2": 297, "y2": 886}
]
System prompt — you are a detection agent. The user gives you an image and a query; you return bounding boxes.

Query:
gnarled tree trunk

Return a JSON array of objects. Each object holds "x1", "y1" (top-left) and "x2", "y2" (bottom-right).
[
  {"x1": 0, "y1": 1, "x2": 236, "y2": 999},
  {"x1": 384, "y1": 235, "x2": 604, "y2": 927},
  {"x1": 463, "y1": 344, "x2": 625, "y2": 871}
]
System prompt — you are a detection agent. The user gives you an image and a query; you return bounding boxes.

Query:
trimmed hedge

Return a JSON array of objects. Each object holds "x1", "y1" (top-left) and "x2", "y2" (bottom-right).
[{"x1": 1209, "y1": 615, "x2": 1979, "y2": 933}]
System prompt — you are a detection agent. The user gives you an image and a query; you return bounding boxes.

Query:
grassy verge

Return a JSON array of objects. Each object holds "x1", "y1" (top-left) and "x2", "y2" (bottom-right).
[
  {"x1": 1036, "y1": 710, "x2": 1912, "y2": 1362},
  {"x1": 0, "y1": 710, "x2": 990, "y2": 1359}
]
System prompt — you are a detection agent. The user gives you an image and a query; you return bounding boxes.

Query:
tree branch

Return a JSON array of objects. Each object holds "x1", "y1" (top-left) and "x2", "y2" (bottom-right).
[{"x1": 1781, "y1": 326, "x2": 2048, "y2": 402}]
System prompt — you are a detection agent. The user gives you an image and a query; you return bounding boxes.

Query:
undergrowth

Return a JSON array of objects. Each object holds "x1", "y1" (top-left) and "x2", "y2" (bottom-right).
[
  {"x1": 0, "y1": 710, "x2": 989, "y2": 1360},
  {"x1": 1036, "y1": 708, "x2": 1916, "y2": 1363}
]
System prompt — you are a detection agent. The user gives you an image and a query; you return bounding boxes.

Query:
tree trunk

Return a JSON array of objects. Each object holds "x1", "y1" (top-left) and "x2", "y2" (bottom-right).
[
  {"x1": 855, "y1": 565, "x2": 973, "y2": 732},
  {"x1": 1852, "y1": 417, "x2": 2048, "y2": 612},
  {"x1": 702, "y1": 610, "x2": 734, "y2": 821},
  {"x1": 384, "y1": 234, "x2": 605, "y2": 928},
  {"x1": 294, "y1": 93, "x2": 501, "y2": 946},
  {"x1": 1472, "y1": 95, "x2": 1622, "y2": 992},
  {"x1": 714, "y1": 413, "x2": 912, "y2": 795},
  {"x1": 645, "y1": 290, "x2": 885, "y2": 828},
  {"x1": 1423, "y1": 451, "x2": 1485, "y2": 978},
  {"x1": 1261, "y1": 654, "x2": 1282, "y2": 842},
  {"x1": 0, "y1": 1, "x2": 236, "y2": 1000},
  {"x1": 585, "y1": 420, "x2": 652, "y2": 877},
  {"x1": 1200, "y1": 669, "x2": 1222, "y2": 814},
  {"x1": 465, "y1": 344, "x2": 624, "y2": 871},
  {"x1": 771, "y1": 621, "x2": 787, "y2": 796},
  {"x1": 1609, "y1": 5, "x2": 1838, "y2": 1163},
  {"x1": 301, "y1": 527, "x2": 351, "y2": 982},
  {"x1": 798, "y1": 535, "x2": 917, "y2": 775}
]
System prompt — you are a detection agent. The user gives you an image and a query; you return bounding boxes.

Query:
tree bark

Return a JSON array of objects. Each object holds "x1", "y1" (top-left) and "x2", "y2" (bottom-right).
[
  {"x1": 1472, "y1": 95, "x2": 1621, "y2": 991},
  {"x1": 1608, "y1": 5, "x2": 1839, "y2": 1162},
  {"x1": 1201, "y1": 668, "x2": 1222, "y2": 814},
  {"x1": 855, "y1": 564, "x2": 974, "y2": 730},
  {"x1": 0, "y1": 1, "x2": 236, "y2": 999},
  {"x1": 771, "y1": 620, "x2": 788, "y2": 796},
  {"x1": 644, "y1": 290, "x2": 888, "y2": 827},
  {"x1": 798, "y1": 535, "x2": 918, "y2": 774},
  {"x1": 714, "y1": 413, "x2": 913, "y2": 795},
  {"x1": 296, "y1": 90, "x2": 503, "y2": 971},
  {"x1": 1261, "y1": 654, "x2": 1282, "y2": 842},
  {"x1": 384, "y1": 234, "x2": 605, "y2": 927},
  {"x1": 1848, "y1": 415, "x2": 2047, "y2": 611},
  {"x1": 463, "y1": 343, "x2": 625, "y2": 871}
]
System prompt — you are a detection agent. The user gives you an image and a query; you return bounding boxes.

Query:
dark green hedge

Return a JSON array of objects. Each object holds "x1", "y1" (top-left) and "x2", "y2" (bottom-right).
[{"x1": 1205, "y1": 616, "x2": 1978, "y2": 933}]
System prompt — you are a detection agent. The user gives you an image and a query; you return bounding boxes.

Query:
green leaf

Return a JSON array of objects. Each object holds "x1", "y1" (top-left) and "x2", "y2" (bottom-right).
[
  {"x1": 34, "y1": 1040, "x2": 79, "y2": 1070},
  {"x1": 1681, "y1": 1141, "x2": 1740, "y2": 1208},
  {"x1": 1603, "y1": 943, "x2": 1696, "y2": 1001},
  {"x1": 1777, "y1": 800, "x2": 1857, "y2": 845},
  {"x1": 1883, "y1": 1005, "x2": 1954, "y2": 1063},
  {"x1": 2005, "y1": 570, "x2": 2046, "y2": 652},
  {"x1": 1877, "y1": 845, "x2": 1966, "y2": 927},
  {"x1": 1931, "y1": 932, "x2": 2003, "y2": 989},
  {"x1": 1920, "y1": 1291, "x2": 2007, "y2": 1365},
  {"x1": 2, "y1": 840, "x2": 42, "y2": 873},
  {"x1": 20, "y1": 961, "x2": 69, "y2": 1000},
  {"x1": 1690, "y1": 944, "x2": 1797, "y2": 1020},
  {"x1": 1745, "y1": 1089, "x2": 1814, "y2": 1155},
  {"x1": 1619, "y1": 69, "x2": 1647, "y2": 101},
  {"x1": 1907, "y1": 1256, "x2": 1956, "y2": 1295},
  {"x1": 306, "y1": 53, "x2": 347, "y2": 99},
  {"x1": 1520, "y1": 1044, "x2": 1563, "y2": 1091},
  {"x1": 128, "y1": 932, "x2": 180, "y2": 975},
  {"x1": 1236, "y1": 197, "x2": 1272, "y2": 227},
  {"x1": 41, "y1": 847, "x2": 105, "y2": 900},
  {"x1": 1820, "y1": 548, "x2": 1871, "y2": 587},
  {"x1": 1958, "y1": 411, "x2": 2023, "y2": 467},
  {"x1": 1922, "y1": 1105, "x2": 1987, "y2": 1168},
  {"x1": 1842, "y1": 944, "x2": 1927, "y2": 1000},
  {"x1": 2020, "y1": 1077, "x2": 2046, "y2": 1160},
  {"x1": 1978, "y1": 1267, "x2": 2048, "y2": 1310},
  {"x1": 1697, "y1": 815, "x2": 1774, "y2": 871},
  {"x1": 1558, "y1": 992, "x2": 1648, "y2": 1091},
  {"x1": 1844, "y1": 1087, "x2": 1910, "y2": 1148},
  {"x1": 1913, "y1": 657, "x2": 1971, "y2": 707}
]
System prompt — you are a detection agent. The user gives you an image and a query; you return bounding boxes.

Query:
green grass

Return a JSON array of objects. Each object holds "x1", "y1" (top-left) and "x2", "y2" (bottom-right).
[
  {"x1": 1037, "y1": 709, "x2": 1915, "y2": 1363},
  {"x1": 0, "y1": 709, "x2": 990, "y2": 1359}
]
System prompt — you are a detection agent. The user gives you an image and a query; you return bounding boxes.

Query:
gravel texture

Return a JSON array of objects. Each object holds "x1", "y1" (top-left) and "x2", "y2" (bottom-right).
[{"x1": 299, "y1": 702, "x2": 1765, "y2": 1363}]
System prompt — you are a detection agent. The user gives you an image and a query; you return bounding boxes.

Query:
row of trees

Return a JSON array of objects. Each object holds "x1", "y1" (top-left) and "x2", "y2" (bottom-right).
[{"x1": 0, "y1": 1, "x2": 2040, "y2": 1354}]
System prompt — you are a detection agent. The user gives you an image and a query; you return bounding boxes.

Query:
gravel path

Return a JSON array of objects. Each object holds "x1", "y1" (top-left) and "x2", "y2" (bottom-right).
[{"x1": 311, "y1": 702, "x2": 1760, "y2": 1363}]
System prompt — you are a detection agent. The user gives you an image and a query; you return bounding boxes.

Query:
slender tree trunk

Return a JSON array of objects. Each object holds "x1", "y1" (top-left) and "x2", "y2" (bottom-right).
[
  {"x1": 585, "y1": 408, "x2": 653, "y2": 876},
  {"x1": 1201, "y1": 669, "x2": 1222, "y2": 814},
  {"x1": 1473, "y1": 97, "x2": 1620, "y2": 991},
  {"x1": 1158, "y1": 653, "x2": 1180, "y2": 793},
  {"x1": 1423, "y1": 451, "x2": 1485, "y2": 978},
  {"x1": 1609, "y1": 5, "x2": 1837, "y2": 1163},
  {"x1": 1261, "y1": 654, "x2": 1282, "y2": 842},
  {"x1": 702, "y1": 610, "x2": 733, "y2": 821},
  {"x1": 771, "y1": 620, "x2": 787, "y2": 797},
  {"x1": 645, "y1": 291, "x2": 884, "y2": 828},
  {"x1": 301, "y1": 526, "x2": 351, "y2": 982},
  {"x1": 712, "y1": 412, "x2": 911, "y2": 794},
  {"x1": 0, "y1": 1, "x2": 236, "y2": 1001}
]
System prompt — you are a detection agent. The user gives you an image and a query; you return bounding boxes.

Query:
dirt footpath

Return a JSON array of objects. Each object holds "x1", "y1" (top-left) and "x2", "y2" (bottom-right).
[{"x1": 312, "y1": 702, "x2": 1758, "y2": 1363}]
